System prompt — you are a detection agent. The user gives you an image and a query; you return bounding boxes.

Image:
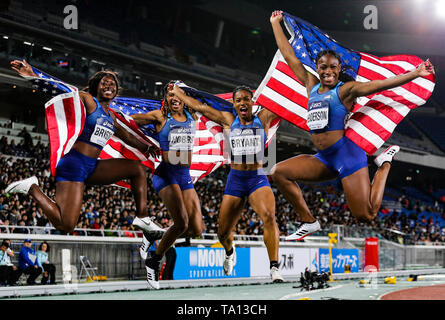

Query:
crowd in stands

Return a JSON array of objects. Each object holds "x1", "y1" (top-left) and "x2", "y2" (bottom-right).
[
  {"x1": 0, "y1": 238, "x2": 56, "y2": 286},
  {"x1": 1, "y1": 133, "x2": 445, "y2": 246}
]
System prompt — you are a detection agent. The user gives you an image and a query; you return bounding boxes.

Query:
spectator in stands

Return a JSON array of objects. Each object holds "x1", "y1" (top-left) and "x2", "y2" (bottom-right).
[
  {"x1": 17, "y1": 238, "x2": 41, "y2": 285},
  {"x1": 0, "y1": 240, "x2": 19, "y2": 286},
  {"x1": 36, "y1": 241, "x2": 56, "y2": 285},
  {"x1": 18, "y1": 127, "x2": 33, "y2": 153}
]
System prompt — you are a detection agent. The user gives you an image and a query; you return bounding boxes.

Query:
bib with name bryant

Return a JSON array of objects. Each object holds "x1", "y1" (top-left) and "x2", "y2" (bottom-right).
[
  {"x1": 307, "y1": 81, "x2": 349, "y2": 134},
  {"x1": 77, "y1": 97, "x2": 115, "y2": 149},
  {"x1": 158, "y1": 110, "x2": 196, "y2": 151},
  {"x1": 228, "y1": 115, "x2": 267, "y2": 163}
]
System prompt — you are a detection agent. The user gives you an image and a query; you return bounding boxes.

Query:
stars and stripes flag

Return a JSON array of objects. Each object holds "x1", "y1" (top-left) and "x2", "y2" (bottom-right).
[
  {"x1": 253, "y1": 12, "x2": 436, "y2": 155},
  {"x1": 28, "y1": 68, "x2": 280, "y2": 183}
]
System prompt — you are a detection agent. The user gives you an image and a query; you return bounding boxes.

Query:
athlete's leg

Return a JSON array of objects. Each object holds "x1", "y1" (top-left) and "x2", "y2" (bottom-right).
[
  {"x1": 271, "y1": 155, "x2": 337, "y2": 222},
  {"x1": 217, "y1": 195, "x2": 246, "y2": 252},
  {"x1": 86, "y1": 158, "x2": 148, "y2": 218},
  {"x1": 182, "y1": 188, "x2": 204, "y2": 237},
  {"x1": 248, "y1": 186, "x2": 279, "y2": 262},
  {"x1": 29, "y1": 181, "x2": 84, "y2": 233},
  {"x1": 154, "y1": 184, "x2": 189, "y2": 256},
  {"x1": 341, "y1": 163, "x2": 391, "y2": 222}
]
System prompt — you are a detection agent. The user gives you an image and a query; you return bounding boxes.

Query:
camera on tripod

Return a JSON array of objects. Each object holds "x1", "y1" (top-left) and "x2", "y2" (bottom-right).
[{"x1": 297, "y1": 267, "x2": 330, "y2": 291}]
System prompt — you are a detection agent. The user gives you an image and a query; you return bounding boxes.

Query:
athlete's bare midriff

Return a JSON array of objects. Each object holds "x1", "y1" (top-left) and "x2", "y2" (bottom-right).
[
  {"x1": 162, "y1": 150, "x2": 193, "y2": 167},
  {"x1": 311, "y1": 130, "x2": 344, "y2": 151},
  {"x1": 230, "y1": 162, "x2": 263, "y2": 171},
  {"x1": 72, "y1": 141, "x2": 102, "y2": 159}
]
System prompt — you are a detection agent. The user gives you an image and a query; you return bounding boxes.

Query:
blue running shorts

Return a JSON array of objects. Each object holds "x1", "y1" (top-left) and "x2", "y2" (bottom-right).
[
  {"x1": 314, "y1": 136, "x2": 368, "y2": 179},
  {"x1": 152, "y1": 162, "x2": 194, "y2": 194},
  {"x1": 224, "y1": 168, "x2": 271, "y2": 198},
  {"x1": 55, "y1": 148, "x2": 98, "y2": 182}
]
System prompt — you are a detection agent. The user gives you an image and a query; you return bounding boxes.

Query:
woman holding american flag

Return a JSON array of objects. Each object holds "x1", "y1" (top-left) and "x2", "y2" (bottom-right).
[
  {"x1": 131, "y1": 81, "x2": 204, "y2": 289},
  {"x1": 6, "y1": 60, "x2": 161, "y2": 238},
  {"x1": 269, "y1": 10, "x2": 435, "y2": 240},
  {"x1": 169, "y1": 83, "x2": 285, "y2": 284}
]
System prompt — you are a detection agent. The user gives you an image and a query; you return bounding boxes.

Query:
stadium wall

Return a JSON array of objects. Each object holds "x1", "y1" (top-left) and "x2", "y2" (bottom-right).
[{"x1": 2, "y1": 234, "x2": 443, "y2": 283}]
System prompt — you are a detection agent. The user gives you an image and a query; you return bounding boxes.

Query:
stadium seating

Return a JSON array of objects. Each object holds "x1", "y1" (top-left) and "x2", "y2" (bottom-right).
[{"x1": 410, "y1": 114, "x2": 445, "y2": 152}]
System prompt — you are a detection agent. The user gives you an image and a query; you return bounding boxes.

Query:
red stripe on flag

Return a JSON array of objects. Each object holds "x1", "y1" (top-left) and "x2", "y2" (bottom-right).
[
  {"x1": 45, "y1": 104, "x2": 60, "y2": 176},
  {"x1": 276, "y1": 61, "x2": 303, "y2": 84},
  {"x1": 345, "y1": 127, "x2": 377, "y2": 155},
  {"x1": 256, "y1": 95, "x2": 309, "y2": 131},
  {"x1": 349, "y1": 112, "x2": 392, "y2": 141},
  {"x1": 60, "y1": 97, "x2": 77, "y2": 156},
  {"x1": 359, "y1": 56, "x2": 432, "y2": 101},
  {"x1": 266, "y1": 77, "x2": 309, "y2": 108},
  {"x1": 358, "y1": 101, "x2": 405, "y2": 124}
]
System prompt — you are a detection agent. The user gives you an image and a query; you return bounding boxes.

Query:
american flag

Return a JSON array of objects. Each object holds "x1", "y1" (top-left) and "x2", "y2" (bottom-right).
[
  {"x1": 253, "y1": 13, "x2": 436, "y2": 155},
  {"x1": 29, "y1": 68, "x2": 280, "y2": 183}
]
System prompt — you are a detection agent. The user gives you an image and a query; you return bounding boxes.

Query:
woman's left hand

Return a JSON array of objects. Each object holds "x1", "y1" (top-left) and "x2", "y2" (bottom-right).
[{"x1": 416, "y1": 59, "x2": 435, "y2": 77}]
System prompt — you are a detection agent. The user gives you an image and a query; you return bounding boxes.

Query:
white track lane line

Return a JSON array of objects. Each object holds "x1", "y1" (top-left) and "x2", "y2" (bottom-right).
[{"x1": 279, "y1": 284, "x2": 344, "y2": 300}]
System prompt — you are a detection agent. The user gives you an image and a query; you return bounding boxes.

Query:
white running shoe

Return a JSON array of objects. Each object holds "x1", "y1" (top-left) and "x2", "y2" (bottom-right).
[
  {"x1": 223, "y1": 243, "x2": 235, "y2": 276},
  {"x1": 374, "y1": 145, "x2": 400, "y2": 167},
  {"x1": 285, "y1": 220, "x2": 321, "y2": 241},
  {"x1": 133, "y1": 216, "x2": 165, "y2": 234},
  {"x1": 270, "y1": 266, "x2": 284, "y2": 283},
  {"x1": 139, "y1": 235, "x2": 150, "y2": 260},
  {"x1": 133, "y1": 216, "x2": 166, "y2": 260},
  {"x1": 145, "y1": 258, "x2": 160, "y2": 290},
  {"x1": 5, "y1": 176, "x2": 38, "y2": 194}
]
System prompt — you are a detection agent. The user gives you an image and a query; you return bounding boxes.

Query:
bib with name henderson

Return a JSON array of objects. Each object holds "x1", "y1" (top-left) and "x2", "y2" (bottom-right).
[
  {"x1": 228, "y1": 116, "x2": 266, "y2": 163},
  {"x1": 307, "y1": 81, "x2": 349, "y2": 134}
]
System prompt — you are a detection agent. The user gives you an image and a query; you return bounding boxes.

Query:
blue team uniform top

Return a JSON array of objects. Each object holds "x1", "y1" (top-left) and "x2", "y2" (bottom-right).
[
  {"x1": 307, "y1": 81, "x2": 349, "y2": 134},
  {"x1": 77, "y1": 97, "x2": 115, "y2": 149},
  {"x1": 228, "y1": 115, "x2": 267, "y2": 164},
  {"x1": 157, "y1": 110, "x2": 196, "y2": 152}
]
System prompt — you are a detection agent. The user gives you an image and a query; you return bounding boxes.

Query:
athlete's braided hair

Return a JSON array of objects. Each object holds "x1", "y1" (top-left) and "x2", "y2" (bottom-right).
[{"x1": 162, "y1": 80, "x2": 194, "y2": 117}]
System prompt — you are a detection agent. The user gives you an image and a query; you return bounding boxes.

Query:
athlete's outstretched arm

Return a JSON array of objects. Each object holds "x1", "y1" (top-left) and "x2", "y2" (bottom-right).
[
  {"x1": 170, "y1": 84, "x2": 234, "y2": 127},
  {"x1": 343, "y1": 59, "x2": 435, "y2": 101},
  {"x1": 113, "y1": 118, "x2": 158, "y2": 158},
  {"x1": 10, "y1": 59, "x2": 37, "y2": 77},
  {"x1": 131, "y1": 109, "x2": 163, "y2": 126},
  {"x1": 270, "y1": 10, "x2": 319, "y2": 92}
]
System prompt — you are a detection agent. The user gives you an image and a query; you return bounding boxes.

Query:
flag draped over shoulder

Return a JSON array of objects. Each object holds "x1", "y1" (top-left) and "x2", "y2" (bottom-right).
[
  {"x1": 253, "y1": 12, "x2": 436, "y2": 155},
  {"x1": 29, "y1": 69, "x2": 281, "y2": 182}
]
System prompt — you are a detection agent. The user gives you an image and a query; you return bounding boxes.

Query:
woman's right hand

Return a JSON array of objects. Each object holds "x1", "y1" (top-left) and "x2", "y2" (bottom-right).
[
  {"x1": 169, "y1": 84, "x2": 186, "y2": 97},
  {"x1": 10, "y1": 59, "x2": 36, "y2": 77},
  {"x1": 270, "y1": 10, "x2": 284, "y2": 24}
]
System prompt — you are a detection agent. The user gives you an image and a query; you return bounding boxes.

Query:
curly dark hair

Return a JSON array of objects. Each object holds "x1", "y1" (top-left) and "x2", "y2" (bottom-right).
[
  {"x1": 38, "y1": 241, "x2": 50, "y2": 252},
  {"x1": 83, "y1": 70, "x2": 120, "y2": 98},
  {"x1": 161, "y1": 80, "x2": 194, "y2": 117}
]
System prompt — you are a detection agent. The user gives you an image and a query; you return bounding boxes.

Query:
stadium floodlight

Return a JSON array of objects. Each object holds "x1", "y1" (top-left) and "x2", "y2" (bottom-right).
[
  {"x1": 23, "y1": 41, "x2": 33, "y2": 46},
  {"x1": 42, "y1": 46, "x2": 52, "y2": 51},
  {"x1": 437, "y1": 0, "x2": 445, "y2": 17},
  {"x1": 3, "y1": 36, "x2": 8, "y2": 39},
  {"x1": 155, "y1": 81, "x2": 162, "y2": 85}
]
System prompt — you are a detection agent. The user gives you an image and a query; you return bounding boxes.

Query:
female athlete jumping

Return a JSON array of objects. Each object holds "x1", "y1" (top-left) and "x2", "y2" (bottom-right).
[{"x1": 269, "y1": 11, "x2": 435, "y2": 240}]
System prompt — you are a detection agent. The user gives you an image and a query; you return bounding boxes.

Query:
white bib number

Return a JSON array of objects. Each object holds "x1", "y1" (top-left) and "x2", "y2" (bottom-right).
[
  {"x1": 230, "y1": 135, "x2": 262, "y2": 156},
  {"x1": 90, "y1": 123, "x2": 114, "y2": 146},
  {"x1": 169, "y1": 133, "x2": 194, "y2": 151},
  {"x1": 307, "y1": 100, "x2": 329, "y2": 131}
]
